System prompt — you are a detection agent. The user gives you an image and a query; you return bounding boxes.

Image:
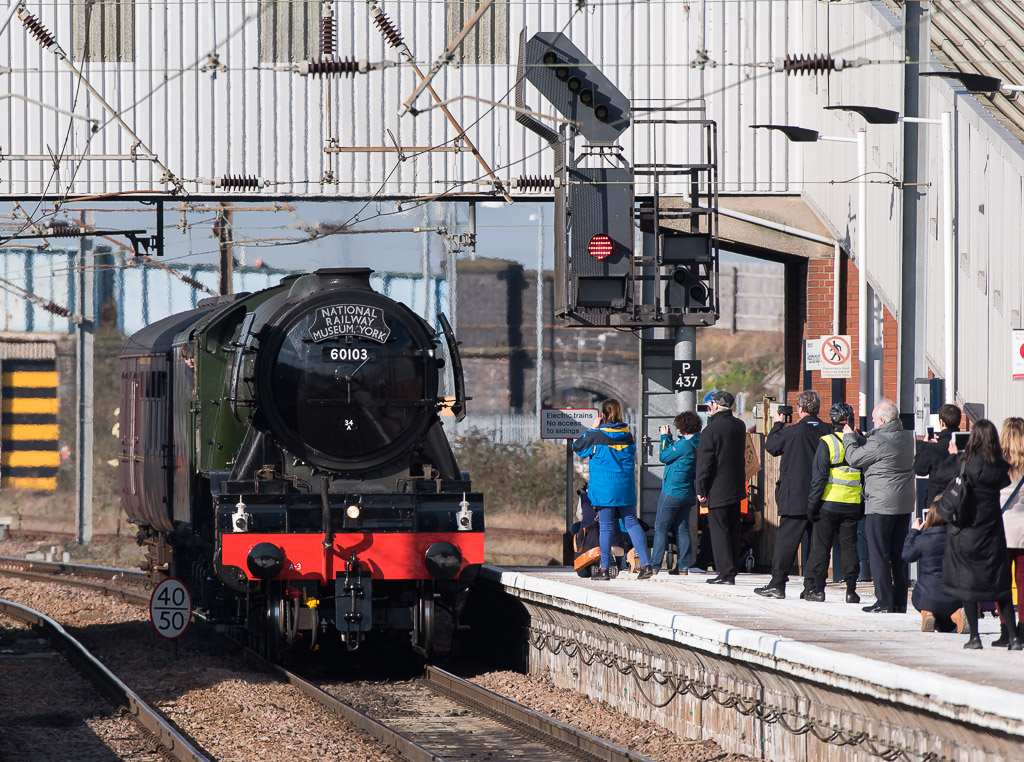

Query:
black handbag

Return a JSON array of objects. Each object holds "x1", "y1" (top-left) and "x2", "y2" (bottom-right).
[{"x1": 937, "y1": 460, "x2": 974, "y2": 527}]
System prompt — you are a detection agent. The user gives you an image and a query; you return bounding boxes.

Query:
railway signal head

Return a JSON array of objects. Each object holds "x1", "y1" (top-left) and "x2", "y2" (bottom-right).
[
  {"x1": 524, "y1": 32, "x2": 631, "y2": 144},
  {"x1": 661, "y1": 232, "x2": 715, "y2": 314},
  {"x1": 568, "y1": 166, "x2": 634, "y2": 310}
]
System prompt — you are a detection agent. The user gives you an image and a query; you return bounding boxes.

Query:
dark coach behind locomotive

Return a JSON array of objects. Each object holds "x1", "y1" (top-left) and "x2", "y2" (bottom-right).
[{"x1": 119, "y1": 268, "x2": 483, "y2": 659}]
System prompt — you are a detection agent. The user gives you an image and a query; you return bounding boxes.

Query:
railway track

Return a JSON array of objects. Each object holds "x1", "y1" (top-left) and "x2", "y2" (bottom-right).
[
  {"x1": 0, "y1": 597, "x2": 211, "y2": 762},
  {"x1": 290, "y1": 664, "x2": 653, "y2": 762},
  {"x1": 0, "y1": 555, "x2": 150, "y2": 602},
  {"x1": 0, "y1": 556, "x2": 653, "y2": 762}
]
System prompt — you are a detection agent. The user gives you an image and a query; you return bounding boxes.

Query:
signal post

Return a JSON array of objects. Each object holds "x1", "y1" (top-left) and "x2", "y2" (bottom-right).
[{"x1": 518, "y1": 33, "x2": 720, "y2": 530}]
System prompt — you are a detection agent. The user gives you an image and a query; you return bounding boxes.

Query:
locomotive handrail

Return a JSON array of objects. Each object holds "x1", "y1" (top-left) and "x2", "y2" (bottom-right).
[{"x1": 438, "y1": 313, "x2": 466, "y2": 422}]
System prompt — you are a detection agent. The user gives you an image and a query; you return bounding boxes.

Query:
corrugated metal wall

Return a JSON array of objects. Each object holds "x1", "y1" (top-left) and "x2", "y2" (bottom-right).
[
  {"x1": 3, "y1": 1, "x2": 1023, "y2": 418},
  {"x1": 0, "y1": 0, "x2": 793, "y2": 198}
]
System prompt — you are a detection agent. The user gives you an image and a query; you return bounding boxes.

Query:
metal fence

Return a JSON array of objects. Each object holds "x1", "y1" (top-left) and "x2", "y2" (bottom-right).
[{"x1": 443, "y1": 411, "x2": 639, "y2": 446}]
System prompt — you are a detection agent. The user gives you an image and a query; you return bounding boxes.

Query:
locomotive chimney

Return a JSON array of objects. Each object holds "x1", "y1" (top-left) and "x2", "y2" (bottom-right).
[{"x1": 314, "y1": 268, "x2": 374, "y2": 290}]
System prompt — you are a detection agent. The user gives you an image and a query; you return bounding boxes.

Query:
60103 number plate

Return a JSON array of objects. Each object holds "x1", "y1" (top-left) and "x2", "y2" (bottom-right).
[{"x1": 322, "y1": 347, "x2": 376, "y2": 362}]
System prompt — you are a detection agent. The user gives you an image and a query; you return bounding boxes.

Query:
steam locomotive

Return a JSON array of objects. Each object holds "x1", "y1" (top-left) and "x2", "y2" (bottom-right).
[{"x1": 119, "y1": 268, "x2": 483, "y2": 659}]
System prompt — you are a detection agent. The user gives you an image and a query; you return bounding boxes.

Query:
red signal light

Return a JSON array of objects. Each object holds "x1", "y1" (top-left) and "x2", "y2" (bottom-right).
[{"x1": 587, "y1": 234, "x2": 614, "y2": 260}]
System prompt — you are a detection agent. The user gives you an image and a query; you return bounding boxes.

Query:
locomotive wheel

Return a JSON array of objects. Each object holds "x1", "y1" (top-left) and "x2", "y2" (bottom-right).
[
  {"x1": 413, "y1": 587, "x2": 436, "y2": 658},
  {"x1": 263, "y1": 584, "x2": 289, "y2": 662}
]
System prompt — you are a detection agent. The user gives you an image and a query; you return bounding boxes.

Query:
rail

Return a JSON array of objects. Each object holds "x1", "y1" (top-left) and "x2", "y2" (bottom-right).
[
  {"x1": 0, "y1": 598, "x2": 212, "y2": 762},
  {"x1": 423, "y1": 666, "x2": 653, "y2": 762},
  {"x1": 0, "y1": 556, "x2": 150, "y2": 603}
]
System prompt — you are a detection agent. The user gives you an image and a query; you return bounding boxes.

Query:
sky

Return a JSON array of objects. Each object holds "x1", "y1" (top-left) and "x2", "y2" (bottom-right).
[{"x1": 2, "y1": 197, "x2": 753, "y2": 274}]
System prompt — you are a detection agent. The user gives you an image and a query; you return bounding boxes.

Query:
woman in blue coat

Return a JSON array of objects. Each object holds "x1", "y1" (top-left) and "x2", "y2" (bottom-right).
[
  {"x1": 652, "y1": 411, "x2": 702, "y2": 574},
  {"x1": 902, "y1": 503, "x2": 963, "y2": 632},
  {"x1": 573, "y1": 399, "x2": 652, "y2": 580}
]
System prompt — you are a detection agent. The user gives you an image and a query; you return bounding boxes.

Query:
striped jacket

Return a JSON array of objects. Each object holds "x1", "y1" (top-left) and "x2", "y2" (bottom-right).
[{"x1": 573, "y1": 422, "x2": 637, "y2": 507}]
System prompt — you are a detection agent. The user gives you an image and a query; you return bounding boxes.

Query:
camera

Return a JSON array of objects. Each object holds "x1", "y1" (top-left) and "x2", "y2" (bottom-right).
[
  {"x1": 778, "y1": 405, "x2": 793, "y2": 423},
  {"x1": 696, "y1": 403, "x2": 709, "y2": 412}
]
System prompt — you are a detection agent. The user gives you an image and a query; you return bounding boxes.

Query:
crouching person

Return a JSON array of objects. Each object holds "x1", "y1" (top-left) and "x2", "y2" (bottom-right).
[
  {"x1": 573, "y1": 487, "x2": 624, "y2": 578},
  {"x1": 902, "y1": 503, "x2": 964, "y2": 632},
  {"x1": 802, "y1": 402, "x2": 863, "y2": 603}
]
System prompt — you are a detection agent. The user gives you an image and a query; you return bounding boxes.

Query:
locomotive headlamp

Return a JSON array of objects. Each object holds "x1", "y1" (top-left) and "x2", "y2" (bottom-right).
[
  {"x1": 346, "y1": 504, "x2": 361, "y2": 519},
  {"x1": 232, "y1": 499, "x2": 251, "y2": 533},
  {"x1": 456, "y1": 493, "x2": 473, "y2": 531}
]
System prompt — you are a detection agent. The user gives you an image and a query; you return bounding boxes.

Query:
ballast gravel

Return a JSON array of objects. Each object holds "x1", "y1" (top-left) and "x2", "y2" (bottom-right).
[{"x1": 2, "y1": 573, "x2": 749, "y2": 762}]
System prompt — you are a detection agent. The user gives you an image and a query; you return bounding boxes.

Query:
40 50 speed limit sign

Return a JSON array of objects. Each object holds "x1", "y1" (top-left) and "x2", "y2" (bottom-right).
[{"x1": 150, "y1": 578, "x2": 193, "y2": 639}]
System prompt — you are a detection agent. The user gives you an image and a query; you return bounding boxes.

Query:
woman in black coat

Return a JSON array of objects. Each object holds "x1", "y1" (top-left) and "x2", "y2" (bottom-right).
[
  {"x1": 902, "y1": 504, "x2": 962, "y2": 632},
  {"x1": 936, "y1": 419, "x2": 1022, "y2": 650}
]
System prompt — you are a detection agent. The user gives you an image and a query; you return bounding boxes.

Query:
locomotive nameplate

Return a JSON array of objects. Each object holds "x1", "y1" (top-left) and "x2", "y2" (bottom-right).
[{"x1": 309, "y1": 304, "x2": 391, "y2": 343}]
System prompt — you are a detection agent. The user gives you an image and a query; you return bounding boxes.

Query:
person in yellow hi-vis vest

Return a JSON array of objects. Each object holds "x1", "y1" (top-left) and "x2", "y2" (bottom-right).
[{"x1": 801, "y1": 402, "x2": 864, "y2": 603}]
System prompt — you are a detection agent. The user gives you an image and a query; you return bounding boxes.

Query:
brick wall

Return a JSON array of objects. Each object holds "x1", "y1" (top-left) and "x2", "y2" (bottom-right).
[
  {"x1": 784, "y1": 253, "x2": 900, "y2": 412},
  {"x1": 457, "y1": 259, "x2": 638, "y2": 414}
]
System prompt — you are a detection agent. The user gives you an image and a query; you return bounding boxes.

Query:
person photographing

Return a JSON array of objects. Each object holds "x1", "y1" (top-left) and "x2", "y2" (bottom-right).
[
  {"x1": 755, "y1": 390, "x2": 831, "y2": 599},
  {"x1": 651, "y1": 412, "x2": 702, "y2": 575},
  {"x1": 572, "y1": 399, "x2": 654, "y2": 581},
  {"x1": 842, "y1": 400, "x2": 916, "y2": 613}
]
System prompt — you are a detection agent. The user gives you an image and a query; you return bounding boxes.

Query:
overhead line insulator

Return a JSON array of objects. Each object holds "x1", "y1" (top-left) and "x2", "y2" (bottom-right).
[
  {"x1": 299, "y1": 57, "x2": 361, "y2": 77},
  {"x1": 202, "y1": 176, "x2": 264, "y2": 190},
  {"x1": 512, "y1": 175, "x2": 558, "y2": 192},
  {"x1": 321, "y1": 14, "x2": 336, "y2": 57},
  {"x1": 19, "y1": 10, "x2": 57, "y2": 50},
  {"x1": 44, "y1": 221, "x2": 82, "y2": 236},
  {"x1": 42, "y1": 301, "x2": 73, "y2": 318},
  {"x1": 774, "y1": 54, "x2": 866, "y2": 75},
  {"x1": 370, "y1": 6, "x2": 405, "y2": 51}
]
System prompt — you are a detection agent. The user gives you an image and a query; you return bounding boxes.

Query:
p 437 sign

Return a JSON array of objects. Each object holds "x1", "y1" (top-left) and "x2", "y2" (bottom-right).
[{"x1": 671, "y1": 360, "x2": 702, "y2": 391}]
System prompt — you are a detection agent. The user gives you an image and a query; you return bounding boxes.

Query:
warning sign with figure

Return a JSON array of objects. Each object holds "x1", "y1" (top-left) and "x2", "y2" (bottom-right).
[{"x1": 819, "y1": 335, "x2": 852, "y2": 379}]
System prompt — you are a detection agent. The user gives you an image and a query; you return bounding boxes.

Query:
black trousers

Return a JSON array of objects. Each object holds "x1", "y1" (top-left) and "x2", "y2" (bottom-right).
[
  {"x1": 769, "y1": 515, "x2": 810, "y2": 588},
  {"x1": 709, "y1": 503, "x2": 741, "y2": 579},
  {"x1": 803, "y1": 510, "x2": 861, "y2": 593},
  {"x1": 864, "y1": 513, "x2": 911, "y2": 611}
]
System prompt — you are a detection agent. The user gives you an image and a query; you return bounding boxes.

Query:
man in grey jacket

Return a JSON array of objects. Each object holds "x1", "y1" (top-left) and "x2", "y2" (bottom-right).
[{"x1": 843, "y1": 399, "x2": 916, "y2": 613}]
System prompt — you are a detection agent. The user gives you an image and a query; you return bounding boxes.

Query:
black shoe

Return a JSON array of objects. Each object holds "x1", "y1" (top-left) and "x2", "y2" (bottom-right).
[
  {"x1": 964, "y1": 636, "x2": 983, "y2": 650},
  {"x1": 754, "y1": 585, "x2": 785, "y2": 599},
  {"x1": 636, "y1": 565, "x2": 654, "y2": 580},
  {"x1": 846, "y1": 590, "x2": 861, "y2": 604},
  {"x1": 992, "y1": 625, "x2": 1010, "y2": 648},
  {"x1": 862, "y1": 604, "x2": 893, "y2": 613},
  {"x1": 608, "y1": 565, "x2": 619, "y2": 579},
  {"x1": 591, "y1": 568, "x2": 610, "y2": 581},
  {"x1": 707, "y1": 576, "x2": 735, "y2": 585},
  {"x1": 802, "y1": 590, "x2": 825, "y2": 603},
  {"x1": 668, "y1": 568, "x2": 681, "y2": 576}
]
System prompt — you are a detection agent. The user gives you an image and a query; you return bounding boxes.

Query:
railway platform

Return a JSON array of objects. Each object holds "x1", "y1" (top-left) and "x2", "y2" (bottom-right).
[{"x1": 478, "y1": 566, "x2": 1024, "y2": 762}]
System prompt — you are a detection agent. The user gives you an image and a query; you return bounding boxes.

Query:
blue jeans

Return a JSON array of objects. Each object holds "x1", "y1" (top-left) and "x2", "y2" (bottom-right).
[
  {"x1": 596, "y1": 505, "x2": 649, "y2": 570},
  {"x1": 651, "y1": 494, "x2": 694, "y2": 571}
]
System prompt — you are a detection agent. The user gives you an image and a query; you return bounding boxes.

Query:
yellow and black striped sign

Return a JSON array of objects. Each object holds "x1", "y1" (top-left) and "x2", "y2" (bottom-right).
[{"x1": 1, "y1": 359, "x2": 59, "y2": 490}]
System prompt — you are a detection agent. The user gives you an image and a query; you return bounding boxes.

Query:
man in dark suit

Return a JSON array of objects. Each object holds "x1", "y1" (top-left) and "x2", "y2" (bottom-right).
[
  {"x1": 695, "y1": 391, "x2": 748, "y2": 584},
  {"x1": 913, "y1": 403, "x2": 962, "y2": 507},
  {"x1": 755, "y1": 390, "x2": 832, "y2": 599}
]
